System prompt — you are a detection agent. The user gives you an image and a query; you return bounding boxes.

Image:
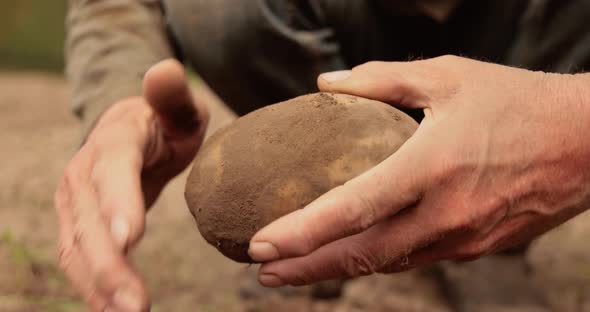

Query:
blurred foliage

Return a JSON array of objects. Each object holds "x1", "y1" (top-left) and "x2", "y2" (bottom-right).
[{"x1": 0, "y1": 0, "x2": 67, "y2": 72}]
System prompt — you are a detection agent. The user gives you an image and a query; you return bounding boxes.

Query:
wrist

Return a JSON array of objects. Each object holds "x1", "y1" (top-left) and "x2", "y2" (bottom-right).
[
  {"x1": 537, "y1": 72, "x2": 590, "y2": 123},
  {"x1": 568, "y1": 73, "x2": 590, "y2": 108},
  {"x1": 540, "y1": 72, "x2": 590, "y2": 172}
]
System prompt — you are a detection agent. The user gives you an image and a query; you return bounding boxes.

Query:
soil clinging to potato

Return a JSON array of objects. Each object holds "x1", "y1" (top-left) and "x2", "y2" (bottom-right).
[{"x1": 185, "y1": 93, "x2": 418, "y2": 262}]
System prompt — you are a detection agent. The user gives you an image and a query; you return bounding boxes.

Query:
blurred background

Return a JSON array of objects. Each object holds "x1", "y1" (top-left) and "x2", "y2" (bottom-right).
[
  {"x1": 1, "y1": 1, "x2": 589, "y2": 312},
  {"x1": 0, "y1": 0, "x2": 66, "y2": 72}
]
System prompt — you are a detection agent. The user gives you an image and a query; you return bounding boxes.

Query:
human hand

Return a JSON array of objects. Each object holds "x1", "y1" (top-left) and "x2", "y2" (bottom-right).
[
  {"x1": 55, "y1": 59, "x2": 208, "y2": 311},
  {"x1": 248, "y1": 55, "x2": 590, "y2": 287}
]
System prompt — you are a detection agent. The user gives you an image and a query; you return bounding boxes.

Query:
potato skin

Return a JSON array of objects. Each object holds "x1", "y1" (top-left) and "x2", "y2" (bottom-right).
[{"x1": 185, "y1": 93, "x2": 418, "y2": 263}]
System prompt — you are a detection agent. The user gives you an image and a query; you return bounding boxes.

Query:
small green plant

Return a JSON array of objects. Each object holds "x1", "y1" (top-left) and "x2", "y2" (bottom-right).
[
  {"x1": 1, "y1": 229, "x2": 33, "y2": 265},
  {"x1": 0, "y1": 229, "x2": 14, "y2": 244}
]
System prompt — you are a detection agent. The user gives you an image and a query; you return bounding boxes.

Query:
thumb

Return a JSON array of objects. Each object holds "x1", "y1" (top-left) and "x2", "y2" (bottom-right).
[
  {"x1": 143, "y1": 59, "x2": 207, "y2": 138},
  {"x1": 248, "y1": 132, "x2": 431, "y2": 263},
  {"x1": 317, "y1": 61, "x2": 433, "y2": 110}
]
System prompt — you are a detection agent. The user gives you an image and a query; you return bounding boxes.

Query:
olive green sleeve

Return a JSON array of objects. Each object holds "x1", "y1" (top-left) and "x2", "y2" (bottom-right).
[{"x1": 66, "y1": 0, "x2": 174, "y2": 135}]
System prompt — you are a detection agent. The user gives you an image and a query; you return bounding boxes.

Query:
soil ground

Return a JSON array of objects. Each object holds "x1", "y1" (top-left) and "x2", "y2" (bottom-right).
[
  {"x1": 3, "y1": 72, "x2": 590, "y2": 312},
  {"x1": 0, "y1": 72, "x2": 451, "y2": 312}
]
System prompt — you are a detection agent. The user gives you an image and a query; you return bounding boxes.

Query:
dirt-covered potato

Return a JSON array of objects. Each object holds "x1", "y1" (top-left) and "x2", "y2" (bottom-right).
[{"x1": 185, "y1": 93, "x2": 418, "y2": 263}]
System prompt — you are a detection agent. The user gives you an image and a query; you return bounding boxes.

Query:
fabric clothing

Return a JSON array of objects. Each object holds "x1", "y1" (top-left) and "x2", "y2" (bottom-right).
[
  {"x1": 66, "y1": 0, "x2": 173, "y2": 133},
  {"x1": 66, "y1": 0, "x2": 590, "y2": 129}
]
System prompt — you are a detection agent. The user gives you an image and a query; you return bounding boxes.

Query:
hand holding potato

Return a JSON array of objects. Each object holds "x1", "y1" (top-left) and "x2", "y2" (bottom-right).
[
  {"x1": 249, "y1": 55, "x2": 590, "y2": 287},
  {"x1": 185, "y1": 93, "x2": 418, "y2": 263},
  {"x1": 54, "y1": 59, "x2": 208, "y2": 311}
]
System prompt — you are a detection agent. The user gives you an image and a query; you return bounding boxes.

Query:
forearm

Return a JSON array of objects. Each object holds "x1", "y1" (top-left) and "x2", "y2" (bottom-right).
[
  {"x1": 571, "y1": 73, "x2": 590, "y2": 119},
  {"x1": 551, "y1": 72, "x2": 590, "y2": 135},
  {"x1": 66, "y1": 0, "x2": 174, "y2": 134},
  {"x1": 530, "y1": 71, "x2": 590, "y2": 220}
]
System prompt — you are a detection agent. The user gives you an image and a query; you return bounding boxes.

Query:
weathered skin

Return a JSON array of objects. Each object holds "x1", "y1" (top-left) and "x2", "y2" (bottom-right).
[{"x1": 185, "y1": 93, "x2": 418, "y2": 262}]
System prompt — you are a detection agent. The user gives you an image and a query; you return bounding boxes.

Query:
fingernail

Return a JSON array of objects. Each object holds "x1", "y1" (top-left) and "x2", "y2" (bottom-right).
[
  {"x1": 259, "y1": 273, "x2": 285, "y2": 288},
  {"x1": 110, "y1": 216, "x2": 129, "y2": 248},
  {"x1": 248, "y1": 242, "x2": 280, "y2": 262},
  {"x1": 320, "y1": 70, "x2": 352, "y2": 83},
  {"x1": 110, "y1": 288, "x2": 143, "y2": 311}
]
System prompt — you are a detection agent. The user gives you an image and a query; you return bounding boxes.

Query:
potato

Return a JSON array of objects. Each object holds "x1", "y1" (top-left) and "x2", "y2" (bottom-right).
[{"x1": 185, "y1": 93, "x2": 418, "y2": 262}]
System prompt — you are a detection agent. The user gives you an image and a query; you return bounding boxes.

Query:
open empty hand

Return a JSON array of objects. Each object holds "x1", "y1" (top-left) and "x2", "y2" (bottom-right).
[{"x1": 54, "y1": 59, "x2": 208, "y2": 311}]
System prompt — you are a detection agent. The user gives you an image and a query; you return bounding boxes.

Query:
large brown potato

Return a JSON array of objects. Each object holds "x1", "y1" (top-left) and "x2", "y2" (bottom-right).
[{"x1": 185, "y1": 93, "x2": 418, "y2": 262}]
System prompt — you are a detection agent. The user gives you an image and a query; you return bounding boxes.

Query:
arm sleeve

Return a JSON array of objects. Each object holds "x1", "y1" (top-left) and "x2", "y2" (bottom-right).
[
  {"x1": 507, "y1": 0, "x2": 590, "y2": 73},
  {"x1": 66, "y1": 0, "x2": 174, "y2": 134}
]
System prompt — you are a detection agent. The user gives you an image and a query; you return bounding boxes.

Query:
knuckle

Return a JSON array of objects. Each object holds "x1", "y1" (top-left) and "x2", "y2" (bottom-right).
[
  {"x1": 293, "y1": 227, "x2": 318, "y2": 256},
  {"x1": 337, "y1": 188, "x2": 378, "y2": 234},
  {"x1": 430, "y1": 149, "x2": 474, "y2": 188},
  {"x1": 380, "y1": 254, "x2": 416, "y2": 274},
  {"x1": 62, "y1": 151, "x2": 93, "y2": 185},
  {"x1": 88, "y1": 254, "x2": 127, "y2": 287},
  {"x1": 431, "y1": 156, "x2": 460, "y2": 185},
  {"x1": 289, "y1": 264, "x2": 316, "y2": 286},
  {"x1": 93, "y1": 262, "x2": 122, "y2": 283},
  {"x1": 340, "y1": 246, "x2": 377, "y2": 277},
  {"x1": 86, "y1": 294, "x2": 107, "y2": 312},
  {"x1": 454, "y1": 240, "x2": 490, "y2": 261},
  {"x1": 63, "y1": 165, "x2": 82, "y2": 186},
  {"x1": 127, "y1": 218, "x2": 146, "y2": 247},
  {"x1": 101, "y1": 201, "x2": 146, "y2": 248},
  {"x1": 354, "y1": 61, "x2": 387, "y2": 73},
  {"x1": 384, "y1": 78, "x2": 415, "y2": 99},
  {"x1": 439, "y1": 195, "x2": 504, "y2": 237},
  {"x1": 439, "y1": 202, "x2": 484, "y2": 240},
  {"x1": 57, "y1": 239, "x2": 76, "y2": 270},
  {"x1": 426, "y1": 55, "x2": 467, "y2": 84},
  {"x1": 434, "y1": 54, "x2": 459, "y2": 63},
  {"x1": 356, "y1": 196, "x2": 379, "y2": 230},
  {"x1": 446, "y1": 207, "x2": 477, "y2": 234}
]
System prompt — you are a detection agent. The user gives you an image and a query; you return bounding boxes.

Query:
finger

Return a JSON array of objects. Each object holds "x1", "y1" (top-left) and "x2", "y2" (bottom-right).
[
  {"x1": 73, "y1": 186, "x2": 150, "y2": 312},
  {"x1": 256, "y1": 203, "x2": 440, "y2": 287},
  {"x1": 143, "y1": 59, "x2": 208, "y2": 138},
  {"x1": 249, "y1": 130, "x2": 431, "y2": 262},
  {"x1": 317, "y1": 61, "x2": 437, "y2": 109},
  {"x1": 92, "y1": 129, "x2": 146, "y2": 250},
  {"x1": 55, "y1": 178, "x2": 109, "y2": 311},
  {"x1": 60, "y1": 244, "x2": 109, "y2": 311}
]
